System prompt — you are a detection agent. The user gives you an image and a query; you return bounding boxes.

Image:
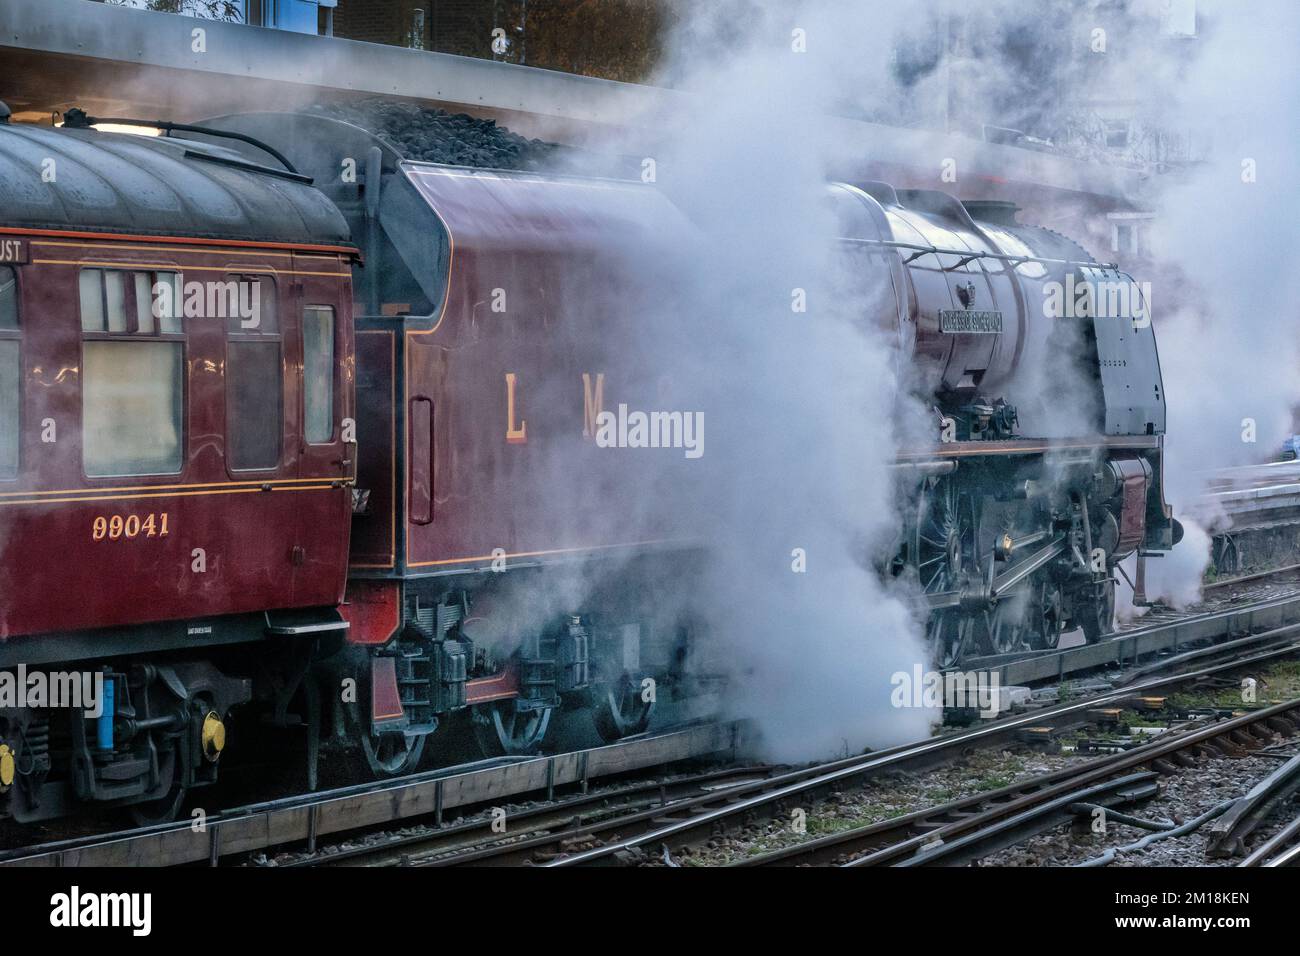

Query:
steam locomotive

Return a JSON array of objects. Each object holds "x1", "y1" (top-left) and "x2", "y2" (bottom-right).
[
  {"x1": 0, "y1": 103, "x2": 1177, "y2": 823},
  {"x1": 825, "y1": 183, "x2": 1181, "y2": 666}
]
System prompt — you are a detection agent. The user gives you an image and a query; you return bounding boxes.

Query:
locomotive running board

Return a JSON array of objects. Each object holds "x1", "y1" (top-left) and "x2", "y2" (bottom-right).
[{"x1": 895, "y1": 435, "x2": 1160, "y2": 465}]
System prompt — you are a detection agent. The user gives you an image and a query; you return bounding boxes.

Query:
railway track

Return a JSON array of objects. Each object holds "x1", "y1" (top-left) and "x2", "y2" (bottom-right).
[
  {"x1": 1239, "y1": 810, "x2": 1300, "y2": 867},
  {"x1": 852, "y1": 699, "x2": 1300, "y2": 868},
  {"x1": 0, "y1": 720, "x2": 741, "y2": 867},
  {"x1": 962, "y1": 586, "x2": 1300, "y2": 687},
  {"x1": 417, "y1": 638, "x2": 1300, "y2": 867},
  {"x1": 289, "y1": 764, "x2": 777, "y2": 867},
  {"x1": 7, "y1": 578, "x2": 1300, "y2": 869}
]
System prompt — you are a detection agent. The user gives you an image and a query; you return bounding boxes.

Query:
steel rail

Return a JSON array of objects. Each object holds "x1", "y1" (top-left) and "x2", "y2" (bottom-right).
[
  {"x1": 846, "y1": 696, "x2": 1300, "y2": 867},
  {"x1": 961, "y1": 589, "x2": 1300, "y2": 686},
  {"x1": 1118, "y1": 622, "x2": 1300, "y2": 684},
  {"x1": 1203, "y1": 563, "x2": 1300, "y2": 591},
  {"x1": 737, "y1": 700, "x2": 1290, "y2": 868},
  {"x1": 289, "y1": 764, "x2": 776, "y2": 867},
  {"x1": 1237, "y1": 811, "x2": 1300, "y2": 867},
  {"x1": 0, "y1": 720, "x2": 741, "y2": 868},
  {"x1": 544, "y1": 642, "x2": 1300, "y2": 866},
  {"x1": 894, "y1": 773, "x2": 1162, "y2": 868},
  {"x1": 12, "y1": 587, "x2": 1300, "y2": 869},
  {"x1": 1206, "y1": 751, "x2": 1300, "y2": 858},
  {"x1": 729, "y1": 751, "x2": 1185, "y2": 867}
]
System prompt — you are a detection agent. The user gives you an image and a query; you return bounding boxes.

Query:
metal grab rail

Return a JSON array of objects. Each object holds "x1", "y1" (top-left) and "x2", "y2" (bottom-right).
[{"x1": 838, "y1": 235, "x2": 1118, "y2": 273}]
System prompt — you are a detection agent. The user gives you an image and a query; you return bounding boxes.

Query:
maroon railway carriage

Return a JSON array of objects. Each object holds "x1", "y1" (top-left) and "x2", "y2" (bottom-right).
[
  {"x1": 197, "y1": 112, "x2": 708, "y2": 771},
  {"x1": 0, "y1": 113, "x2": 358, "y2": 820}
]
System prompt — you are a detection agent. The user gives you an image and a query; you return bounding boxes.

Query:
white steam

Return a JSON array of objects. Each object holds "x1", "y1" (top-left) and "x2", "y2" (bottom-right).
[
  {"x1": 606, "y1": 2, "x2": 946, "y2": 760},
  {"x1": 1138, "y1": 2, "x2": 1300, "y2": 602}
]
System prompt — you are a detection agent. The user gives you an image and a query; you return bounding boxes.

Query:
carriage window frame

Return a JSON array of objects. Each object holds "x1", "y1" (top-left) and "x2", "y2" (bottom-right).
[
  {"x1": 224, "y1": 275, "x2": 283, "y2": 473},
  {"x1": 301, "y1": 305, "x2": 336, "y2": 445},
  {"x1": 0, "y1": 265, "x2": 20, "y2": 481},
  {"x1": 81, "y1": 267, "x2": 184, "y2": 335},
  {"x1": 79, "y1": 267, "x2": 186, "y2": 478}
]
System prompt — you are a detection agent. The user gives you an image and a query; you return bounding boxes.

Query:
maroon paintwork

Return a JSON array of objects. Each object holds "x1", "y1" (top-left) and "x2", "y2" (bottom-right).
[
  {"x1": 0, "y1": 232, "x2": 356, "y2": 639},
  {"x1": 349, "y1": 164, "x2": 700, "y2": 583}
]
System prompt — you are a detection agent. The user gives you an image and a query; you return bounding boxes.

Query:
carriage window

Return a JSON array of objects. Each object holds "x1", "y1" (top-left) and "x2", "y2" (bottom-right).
[
  {"x1": 0, "y1": 268, "x2": 18, "y2": 478},
  {"x1": 82, "y1": 268, "x2": 183, "y2": 334},
  {"x1": 0, "y1": 266, "x2": 17, "y2": 330},
  {"x1": 0, "y1": 341, "x2": 17, "y2": 479},
  {"x1": 79, "y1": 270, "x2": 104, "y2": 331},
  {"x1": 83, "y1": 341, "x2": 183, "y2": 476},
  {"x1": 82, "y1": 267, "x2": 184, "y2": 477},
  {"x1": 226, "y1": 278, "x2": 281, "y2": 471},
  {"x1": 134, "y1": 272, "x2": 183, "y2": 334},
  {"x1": 105, "y1": 271, "x2": 128, "y2": 332},
  {"x1": 302, "y1": 306, "x2": 335, "y2": 444}
]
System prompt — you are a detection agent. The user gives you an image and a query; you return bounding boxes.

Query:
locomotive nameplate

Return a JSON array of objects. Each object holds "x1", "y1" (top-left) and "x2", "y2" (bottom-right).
[
  {"x1": 0, "y1": 239, "x2": 27, "y2": 264},
  {"x1": 939, "y1": 309, "x2": 1002, "y2": 333}
]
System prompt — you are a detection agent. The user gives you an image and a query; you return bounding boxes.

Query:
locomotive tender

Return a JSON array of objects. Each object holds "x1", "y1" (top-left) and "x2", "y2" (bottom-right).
[{"x1": 0, "y1": 103, "x2": 1178, "y2": 823}]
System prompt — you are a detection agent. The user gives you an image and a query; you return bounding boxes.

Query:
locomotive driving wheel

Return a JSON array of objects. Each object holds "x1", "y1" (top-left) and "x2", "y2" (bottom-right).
[
  {"x1": 593, "y1": 676, "x2": 655, "y2": 742},
  {"x1": 361, "y1": 731, "x2": 427, "y2": 777},
  {"x1": 1078, "y1": 575, "x2": 1117, "y2": 645},
  {"x1": 980, "y1": 598, "x2": 1027, "y2": 656},
  {"x1": 912, "y1": 478, "x2": 980, "y2": 667},
  {"x1": 1027, "y1": 578, "x2": 1064, "y2": 650},
  {"x1": 473, "y1": 700, "x2": 552, "y2": 757}
]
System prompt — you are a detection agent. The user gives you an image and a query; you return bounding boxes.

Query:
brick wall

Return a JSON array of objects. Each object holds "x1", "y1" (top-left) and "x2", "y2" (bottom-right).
[{"x1": 330, "y1": 0, "x2": 673, "y2": 81}]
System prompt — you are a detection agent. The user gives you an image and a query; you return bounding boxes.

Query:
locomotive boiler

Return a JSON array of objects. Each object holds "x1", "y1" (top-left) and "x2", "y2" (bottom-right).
[{"x1": 829, "y1": 182, "x2": 1179, "y2": 664}]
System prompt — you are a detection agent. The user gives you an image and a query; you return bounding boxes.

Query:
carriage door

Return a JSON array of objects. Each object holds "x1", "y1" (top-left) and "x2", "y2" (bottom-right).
[{"x1": 292, "y1": 257, "x2": 354, "y2": 606}]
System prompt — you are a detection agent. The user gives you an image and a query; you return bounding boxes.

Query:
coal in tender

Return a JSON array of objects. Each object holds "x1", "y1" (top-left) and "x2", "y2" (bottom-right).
[{"x1": 305, "y1": 99, "x2": 573, "y2": 172}]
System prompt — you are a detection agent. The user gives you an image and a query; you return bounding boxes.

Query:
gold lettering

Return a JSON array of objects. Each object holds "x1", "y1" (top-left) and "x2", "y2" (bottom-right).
[
  {"x1": 582, "y1": 373, "x2": 605, "y2": 439},
  {"x1": 505, "y1": 373, "x2": 527, "y2": 444}
]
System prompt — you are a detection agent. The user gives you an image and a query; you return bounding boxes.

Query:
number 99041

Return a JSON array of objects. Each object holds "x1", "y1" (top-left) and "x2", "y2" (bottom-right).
[{"x1": 91, "y1": 512, "x2": 170, "y2": 541}]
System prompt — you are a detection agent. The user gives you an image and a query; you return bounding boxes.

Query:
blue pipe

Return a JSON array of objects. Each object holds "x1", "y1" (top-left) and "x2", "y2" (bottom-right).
[{"x1": 97, "y1": 677, "x2": 114, "y2": 751}]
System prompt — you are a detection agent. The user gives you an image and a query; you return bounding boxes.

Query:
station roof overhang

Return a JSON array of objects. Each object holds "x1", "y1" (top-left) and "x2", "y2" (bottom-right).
[{"x1": 0, "y1": 0, "x2": 1151, "y2": 209}]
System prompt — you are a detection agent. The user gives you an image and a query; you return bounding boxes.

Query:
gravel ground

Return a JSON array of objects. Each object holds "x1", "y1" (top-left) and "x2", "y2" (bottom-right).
[
  {"x1": 671, "y1": 656, "x2": 1300, "y2": 867},
  {"x1": 982, "y1": 750, "x2": 1300, "y2": 867},
  {"x1": 665, "y1": 748, "x2": 1093, "y2": 866}
]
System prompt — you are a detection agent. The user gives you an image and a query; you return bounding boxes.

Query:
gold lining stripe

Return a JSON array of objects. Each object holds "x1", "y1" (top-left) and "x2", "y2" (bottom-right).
[
  {"x1": 0, "y1": 477, "x2": 333, "y2": 499},
  {"x1": 34, "y1": 241, "x2": 293, "y2": 258},
  {"x1": 0, "y1": 484, "x2": 339, "y2": 508},
  {"x1": 33, "y1": 259, "x2": 350, "y2": 278}
]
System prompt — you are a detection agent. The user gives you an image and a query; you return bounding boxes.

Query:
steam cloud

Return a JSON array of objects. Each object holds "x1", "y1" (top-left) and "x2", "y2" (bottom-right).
[
  {"x1": 589, "y1": 2, "x2": 952, "y2": 760},
  {"x1": 605, "y1": 0, "x2": 1300, "y2": 750}
]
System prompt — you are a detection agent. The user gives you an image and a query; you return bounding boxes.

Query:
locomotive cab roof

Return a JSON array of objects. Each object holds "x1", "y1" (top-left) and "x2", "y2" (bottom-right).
[{"x1": 0, "y1": 120, "x2": 354, "y2": 249}]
